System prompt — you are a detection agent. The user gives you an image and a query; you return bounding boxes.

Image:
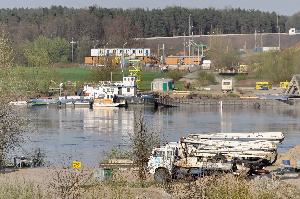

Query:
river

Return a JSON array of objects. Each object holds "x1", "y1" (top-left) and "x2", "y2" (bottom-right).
[{"x1": 13, "y1": 105, "x2": 300, "y2": 167}]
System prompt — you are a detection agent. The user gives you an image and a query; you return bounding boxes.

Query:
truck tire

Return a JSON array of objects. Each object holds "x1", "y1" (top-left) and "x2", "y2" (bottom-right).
[{"x1": 154, "y1": 168, "x2": 171, "y2": 183}]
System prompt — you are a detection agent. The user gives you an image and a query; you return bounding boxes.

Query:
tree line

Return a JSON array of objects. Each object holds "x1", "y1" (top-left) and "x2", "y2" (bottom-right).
[{"x1": 0, "y1": 6, "x2": 298, "y2": 64}]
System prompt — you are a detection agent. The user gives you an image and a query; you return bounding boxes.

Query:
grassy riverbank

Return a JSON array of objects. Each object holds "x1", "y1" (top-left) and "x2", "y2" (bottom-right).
[{"x1": 0, "y1": 167, "x2": 298, "y2": 199}]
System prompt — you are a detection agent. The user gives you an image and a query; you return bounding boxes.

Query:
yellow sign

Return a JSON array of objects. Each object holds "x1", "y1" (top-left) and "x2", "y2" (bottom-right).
[{"x1": 72, "y1": 161, "x2": 82, "y2": 169}]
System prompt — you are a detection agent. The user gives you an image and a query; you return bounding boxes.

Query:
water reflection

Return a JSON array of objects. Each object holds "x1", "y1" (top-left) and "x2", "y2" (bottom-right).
[
  {"x1": 20, "y1": 107, "x2": 134, "y2": 166},
  {"x1": 14, "y1": 105, "x2": 300, "y2": 166}
]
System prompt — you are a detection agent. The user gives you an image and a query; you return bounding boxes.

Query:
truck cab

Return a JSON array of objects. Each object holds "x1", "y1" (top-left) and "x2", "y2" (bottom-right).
[{"x1": 148, "y1": 142, "x2": 178, "y2": 182}]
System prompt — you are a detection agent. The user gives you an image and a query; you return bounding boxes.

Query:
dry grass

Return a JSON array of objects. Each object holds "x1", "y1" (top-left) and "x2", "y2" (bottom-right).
[
  {"x1": 0, "y1": 169, "x2": 299, "y2": 199},
  {"x1": 168, "y1": 174, "x2": 300, "y2": 199}
]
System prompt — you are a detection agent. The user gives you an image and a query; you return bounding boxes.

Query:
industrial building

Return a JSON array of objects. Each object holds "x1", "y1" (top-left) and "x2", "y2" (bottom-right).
[
  {"x1": 165, "y1": 56, "x2": 202, "y2": 66},
  {"x1": 151, "y1": 78, "x2": 174, "y2": 92},
  {"x1": 85, "y1": 48, "x2": 151, "y2": 66},
  {"x1": 90, "y1": 48, "x2": 151, "y2": 57}
]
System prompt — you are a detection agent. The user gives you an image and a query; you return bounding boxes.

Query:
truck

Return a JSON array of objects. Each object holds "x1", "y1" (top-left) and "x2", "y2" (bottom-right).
[
  {"x1": 256, "y1": 82, "x2": 272, "y2": 90},
  {"x1": 148, "y1": 132, "x2": 284, "y2": 183}
]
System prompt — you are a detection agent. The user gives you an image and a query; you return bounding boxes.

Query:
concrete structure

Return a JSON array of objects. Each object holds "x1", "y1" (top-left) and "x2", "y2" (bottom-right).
[{"x1": 151, "y1": 78, "x2": 174, "y2": 92}]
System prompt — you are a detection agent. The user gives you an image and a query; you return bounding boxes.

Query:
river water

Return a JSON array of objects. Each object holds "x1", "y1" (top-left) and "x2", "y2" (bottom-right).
[{"x1": 14, "y1": 105, "x2": 300, "y2": 167}]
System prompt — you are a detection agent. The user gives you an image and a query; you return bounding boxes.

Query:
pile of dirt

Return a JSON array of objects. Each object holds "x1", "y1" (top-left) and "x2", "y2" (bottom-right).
[{"x1": 276, "y1": 144, "x2": 300, "y2": 167}]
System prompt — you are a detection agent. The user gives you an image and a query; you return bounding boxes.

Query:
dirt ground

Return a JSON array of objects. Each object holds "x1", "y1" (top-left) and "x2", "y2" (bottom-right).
[{"x1": 266, "y1": 144, "x2": 300, "y2": 190}]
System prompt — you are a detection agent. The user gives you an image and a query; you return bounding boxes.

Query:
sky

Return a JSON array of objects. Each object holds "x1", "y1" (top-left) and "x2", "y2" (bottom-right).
[{"x1": 0, "y1": 0, "x2": 299, "y2": 16}]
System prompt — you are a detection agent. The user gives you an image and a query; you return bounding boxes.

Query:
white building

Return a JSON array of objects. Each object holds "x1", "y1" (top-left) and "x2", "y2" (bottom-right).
[
  {"x1": 221, "y1": 79, "x2": 233, "y2": 92},
  {"x1": 91, "y1": 48, "x2": 151, "y2": 57},
  {"x1": 289, "y1": 28, "x2": 300, "y2": 35},
  {"x1": 201, "y1": 60, "x2": 211, "y2": 70}
]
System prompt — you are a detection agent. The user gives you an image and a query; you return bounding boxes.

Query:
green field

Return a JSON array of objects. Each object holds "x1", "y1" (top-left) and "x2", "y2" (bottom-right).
[
  {"x1": 12, "y1": 66, "x2": 185, "y2": 92},
  {"x1": 56, "y1": 67, "x2": 92, "y2": 82},
  {"x1": 55, "y1": 67, "x2": 185, "y2": 91}
]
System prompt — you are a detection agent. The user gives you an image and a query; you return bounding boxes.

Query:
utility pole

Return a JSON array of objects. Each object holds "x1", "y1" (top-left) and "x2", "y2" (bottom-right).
[
  {"x1": 70, "y1": 37, "x2": 76, "y2": 63},
  {"x1": 260, "y1": 31, "x2": 263, "y2": 47},
  {"x1": 278, "y1": 26, "x2": 281, "y2": 49},
  {"x1": 188, "y1": 14, "x2": 191, "y2": 68},
  {"x1": 254, "y1": 29, "x2": 257, "y2": 49},
  {"x1": 121, "y1": 42, "x2": 127, "y2": 70},
  {"x1": 277, "y1": 14, "x2": 281, "y2": 49},
  {"x1": 183, "y1": 32, "x2": 186, "y2": 57},
  {"x1": 188, "y1": 14, "x2": 192, "y2": 36}
]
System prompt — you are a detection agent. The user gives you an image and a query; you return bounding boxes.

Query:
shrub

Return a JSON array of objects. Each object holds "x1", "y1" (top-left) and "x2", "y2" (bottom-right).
[
  {"x1": 0, "y1": 178, "x2": 45, "y2": 199},
  {"x1": 164, "y1": 70, "x2": 187, "y2": 81},
  {"x1": 197, "y1": 71, "x2": 216, "y2": 86}
]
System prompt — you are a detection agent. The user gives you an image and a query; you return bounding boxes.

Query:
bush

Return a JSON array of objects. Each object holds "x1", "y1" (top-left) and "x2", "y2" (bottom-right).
[
  {"x1": 164, "y1": 70, "x2": 187, "y2": 81},
  {"x1": 197, "y1": 71, "x2": 216, "y2": 86},
  {"x1": 89, "y1": 67, "x2": 118, "y2": 82},
  {"x1": 249, "y1": 49, "x2": 300, "y2": 83},
  {"x1": 168, "y1": 174, "x2": 300, "y2": 199},
  {"x1": 0, "y1": 178, "x2": 45, "y2": 199}
]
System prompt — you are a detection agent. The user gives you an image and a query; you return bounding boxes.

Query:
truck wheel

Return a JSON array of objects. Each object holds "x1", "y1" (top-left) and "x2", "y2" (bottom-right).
[{"x1": 154, "y1": 168, "x2": 171, "y2": 183}]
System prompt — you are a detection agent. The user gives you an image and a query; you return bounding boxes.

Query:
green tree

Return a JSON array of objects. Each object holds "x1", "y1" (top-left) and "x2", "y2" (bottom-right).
[
  {"x1": 249, "y1": 49, "x2": 300, "y2": 82},
  {"x1": 0, "y1": 31, "x2": 27, "y2": 169},
  {"x1": 0, "y1": 30, "x2": 14, "y2": 68},
  {"x1": 206, "y1": 29, "x2": 240, "y2": 68},
  {"x1": 48, "y1": 37, "x2": 70, "y2": 63},
  {"x1": 23, "y1": 36, "x2": 70, "y2": 67},
  {"x1": 0, "y1": 104, "x2": 26, "y2": 168},
  {"x1": 23, "y1": 38, "x2": 50, "y2": 67}
]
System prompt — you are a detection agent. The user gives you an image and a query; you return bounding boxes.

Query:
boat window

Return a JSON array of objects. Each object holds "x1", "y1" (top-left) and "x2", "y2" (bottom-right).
[
  {"x1": 127, "y1": 88, "x2": 130, "y2": 92},
  {"x1": 107, "y1": 95, "x2": 109, "y2": 99}
]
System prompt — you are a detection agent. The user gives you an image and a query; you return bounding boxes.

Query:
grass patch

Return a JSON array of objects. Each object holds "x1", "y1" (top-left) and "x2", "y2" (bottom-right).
[
  {"x1": 235, "y1": 74, "x2": 248, "y2": 81},
  {"x1": 57, "y1": 67, "x2": 92, "y2": 82}
]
